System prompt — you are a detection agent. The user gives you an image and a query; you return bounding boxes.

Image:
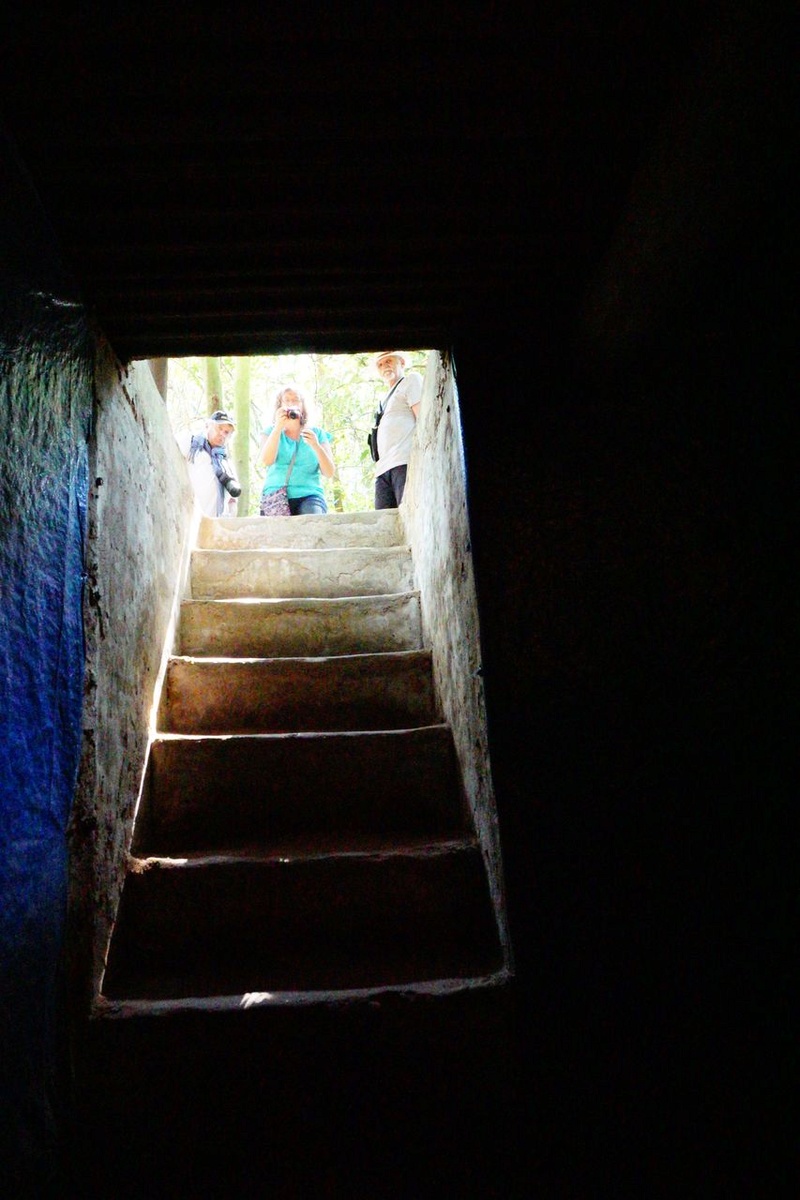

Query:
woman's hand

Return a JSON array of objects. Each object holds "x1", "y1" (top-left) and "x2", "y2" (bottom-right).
[
  {"x1": 302, "y1": 428, "x2": 335, "y2": 477},
  {"x1": 258, "y1": 407, "x2": 302, "y2": 468}
]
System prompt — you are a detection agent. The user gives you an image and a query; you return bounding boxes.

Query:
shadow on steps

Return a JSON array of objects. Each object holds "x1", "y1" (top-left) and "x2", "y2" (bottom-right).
[{"x1": 69, "y1": 983, "x2": 521, "y2": 1198}]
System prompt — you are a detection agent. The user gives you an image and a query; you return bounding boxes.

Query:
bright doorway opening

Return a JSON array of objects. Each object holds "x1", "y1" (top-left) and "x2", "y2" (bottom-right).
[{"x1": 164, "y1": 350, "x2": 433, "y2": 516}]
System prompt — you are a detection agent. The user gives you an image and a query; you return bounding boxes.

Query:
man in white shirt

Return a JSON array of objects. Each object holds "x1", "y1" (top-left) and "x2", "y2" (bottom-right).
[
  {"x1": 371, "y1": 351, "x2": 422, "y2": 509},
  {"x1": 179, "y1": 409, "x2": 240, "y2": 518}
]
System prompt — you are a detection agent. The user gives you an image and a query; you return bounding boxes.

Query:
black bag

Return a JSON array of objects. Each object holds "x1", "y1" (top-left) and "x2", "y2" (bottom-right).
[{"x1": 366, "y1": 379, "x2": 402, "y2": 462}]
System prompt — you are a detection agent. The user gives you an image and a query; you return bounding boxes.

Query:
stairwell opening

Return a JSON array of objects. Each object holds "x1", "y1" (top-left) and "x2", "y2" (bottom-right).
[
  {"x1": 81, "y1": 345, "x2": 511, "y2": 1016},
  {"x1": 175, "y1": 347, "x2": 511, "y2": 966}
]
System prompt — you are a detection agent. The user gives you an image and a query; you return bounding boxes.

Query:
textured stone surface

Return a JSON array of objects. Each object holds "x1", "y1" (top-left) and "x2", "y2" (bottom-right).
[
  {"x1": 0, "y1": 134, "x2": 93, "y2": 1187},
  {"x1": 102, "y1": 844, "x2": 501, "y2": 998},
  {"x1": 100, "y1": 404, "x2": 505, "y2": 1020},
  {"x1": 199, "y1": 509, "x2": 404, "y2": 550},
  {"x1": 177, "y1": 593, "x2": 423, "y2": 657},
  {"x1": 159, "y1": 649, "x2": 437, "y2": 733},
  {"x1": 134, "y1": 725, "x2": 468, "y2": 855},
  {"x1": 401, "y1": 353, "x2": 508, "y2": 958},
  {"x1": 191, "y1": 545, "x2": 414, "y2": 599},
  {"x1": 70, "y1": 350, "x2": 195, "y2": 1001}
]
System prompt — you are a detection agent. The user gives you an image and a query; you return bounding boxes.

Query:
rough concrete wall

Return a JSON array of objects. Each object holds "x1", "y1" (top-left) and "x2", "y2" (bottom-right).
[
  {"x1": 68, "y1": 346, "x2": 194, "y2": 1009},
  {"x1": 0, "y1": 126, "x2": 92, "y2": 1191},
  {"x1": 401, "y1": 352, "x2": 509, "y2": 962}
]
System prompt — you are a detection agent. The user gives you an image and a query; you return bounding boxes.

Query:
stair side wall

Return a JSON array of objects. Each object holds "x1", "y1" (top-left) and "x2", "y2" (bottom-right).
[
  {"x1": 400, "y1": 352, "x2": 510, "y2": 966},
  {"x1": 69, "y1": 349, "x2": 197, "y2": 1011}
]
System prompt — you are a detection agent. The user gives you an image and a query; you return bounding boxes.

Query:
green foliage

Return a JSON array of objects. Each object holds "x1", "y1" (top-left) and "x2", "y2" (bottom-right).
[{"x1": 166, "y1": 351, "x2": 431, "y2": 514}]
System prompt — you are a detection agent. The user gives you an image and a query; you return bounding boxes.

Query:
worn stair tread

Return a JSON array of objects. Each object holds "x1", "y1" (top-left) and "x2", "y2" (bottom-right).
[
  {"x1": 101, "y1": 844, "x2": 503, "y2": 1000},
  {"x1": 132, "y1": 834, "x2": 478, "y2": 867},
  {"x1": 95, "y1": 969, "x2": 511, "y2": 1019},
  {"x1": 178, "y1": 592, "x2": 423, "y2": 657},
  {"x1": 191, "y1": 545, "x2": 414, "y2": 600},
  {"x1": 100, "y1": 957, "x2": 504, "y2": 1003},
  {"x1": 198, "y1": 510, "x2": 405, "y2": 551},
  {"x1": 133, "y1": 725, "x2": 470, "y2": 856},
  {"x1": 158, "y1": 648, "x2": 438, "y2": 734}
]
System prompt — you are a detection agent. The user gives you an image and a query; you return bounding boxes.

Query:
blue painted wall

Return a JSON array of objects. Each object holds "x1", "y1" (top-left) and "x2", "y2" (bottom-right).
[{"x1": 0, "y1": 128, "x2": 92, "y2": 1189}]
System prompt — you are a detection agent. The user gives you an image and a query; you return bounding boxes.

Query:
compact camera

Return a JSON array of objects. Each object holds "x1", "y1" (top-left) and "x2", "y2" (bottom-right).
[{"x1": 285, "y1": 408, "x2": 301, "y2": 420}]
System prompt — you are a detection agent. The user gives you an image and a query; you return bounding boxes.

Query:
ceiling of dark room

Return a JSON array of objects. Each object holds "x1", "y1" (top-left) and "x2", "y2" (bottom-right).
[{"x1": 1, "y1": 7, "x2": 715, "y2": 361}]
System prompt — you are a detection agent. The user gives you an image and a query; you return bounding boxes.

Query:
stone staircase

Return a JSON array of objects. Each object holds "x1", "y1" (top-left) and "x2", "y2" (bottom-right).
[{"x1": 100, "y1": 509, "x2": 503, "y2": 1009}]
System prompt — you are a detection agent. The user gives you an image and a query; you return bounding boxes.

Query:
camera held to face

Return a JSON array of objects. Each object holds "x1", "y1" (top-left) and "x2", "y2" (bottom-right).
[{"x1": 284, "y1": 407, "x2": 301, "y2": 421}]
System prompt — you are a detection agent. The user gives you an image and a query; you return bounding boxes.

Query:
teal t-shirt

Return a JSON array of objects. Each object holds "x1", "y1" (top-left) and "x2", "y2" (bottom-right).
[{"x1": 262, "y1": 427, "x2": 333, "y2": 500}]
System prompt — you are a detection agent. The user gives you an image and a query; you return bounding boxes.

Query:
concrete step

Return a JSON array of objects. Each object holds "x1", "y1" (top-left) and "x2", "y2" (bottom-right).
[
  {"x1": 157, "y1": 649, "x2": 438, "y2": 735},
  {"x1": 78, "y1": 980, "x2": 517, "y2": 1198},
  {"x1": 191, "y1": 545, "x2": 414, "y2": 600},
  {"x1": 177, "y1": 592, "x2": 423, "y2": 657},
  {"x1": 132, "y1": 726, "x2": 469, "y2": 856},
  {"x1": 100, "y1": 842, "x2": 503, "y2": 1000},
  {"x1": 198, "y1": 509, "x2": 404, "y2": 551}
]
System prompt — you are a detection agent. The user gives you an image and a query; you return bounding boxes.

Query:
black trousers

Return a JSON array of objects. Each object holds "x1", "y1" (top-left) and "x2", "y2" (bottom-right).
[{"x1": 374, "y1": 464, "x2": 408, "y2": 509}]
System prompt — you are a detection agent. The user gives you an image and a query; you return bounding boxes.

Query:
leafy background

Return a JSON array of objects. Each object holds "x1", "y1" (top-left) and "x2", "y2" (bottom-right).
[{"x1": 166, "y1": 351, "x2": 430, "y2": 514}]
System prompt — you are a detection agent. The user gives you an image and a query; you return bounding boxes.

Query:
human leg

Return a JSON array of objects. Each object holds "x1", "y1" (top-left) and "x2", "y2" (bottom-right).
[
  {"x1": 389, "y1": 464, "x2": 408, "y2": 506},
  {"x1": 375, "y1": 465, "x2": 407, "y2": 509},
  {"x1": 289, "y1": 494, "x2": 328, "y2": 515},
  {"x1": 374, "y1": 470, "x2": 395, "y2": 509}
]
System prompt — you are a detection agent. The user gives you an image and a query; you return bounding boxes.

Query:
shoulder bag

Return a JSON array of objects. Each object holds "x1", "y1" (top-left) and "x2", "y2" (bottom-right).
[{"x1": 259, "y1": 441, "x2": 299, "y2": 517}]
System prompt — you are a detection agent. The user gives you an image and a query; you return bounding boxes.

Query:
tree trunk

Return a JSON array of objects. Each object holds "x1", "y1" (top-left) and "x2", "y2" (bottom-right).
[
  {"x1": 332, "y1": 476, "x2": 345, "y2": 512},
  {"x1": 233, "y1": 357, "x2": 251, "y2": 513},
  {"x1": 205, "y1": 357, "x2": 222, "y2": 414}
]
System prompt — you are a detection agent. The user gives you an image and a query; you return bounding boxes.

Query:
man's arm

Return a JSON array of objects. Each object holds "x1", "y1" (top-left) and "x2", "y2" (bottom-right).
[{"x1": 404, "y1": 373, "x2": 423, "y2": 420}]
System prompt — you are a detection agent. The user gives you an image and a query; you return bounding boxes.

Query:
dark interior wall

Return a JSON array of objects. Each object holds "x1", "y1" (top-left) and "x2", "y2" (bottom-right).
[
  {"x1": 451, "y1": 23, "x2": 793, "y2": 1186},
  {"x1": 0, "y1": 130, "x2": 93, "y2": 1190},
  {"x1": 456, "y1": 335, "x2": 792, "y2": 1190},
  {"x1": 0, "y1": 4, "x2": 793, "y2": 1191}
]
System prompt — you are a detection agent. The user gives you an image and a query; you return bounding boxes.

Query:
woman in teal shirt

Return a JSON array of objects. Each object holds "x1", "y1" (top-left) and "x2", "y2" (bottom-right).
[{"x1": 258, "y1": 386, "x2": 335, "y2": 515}]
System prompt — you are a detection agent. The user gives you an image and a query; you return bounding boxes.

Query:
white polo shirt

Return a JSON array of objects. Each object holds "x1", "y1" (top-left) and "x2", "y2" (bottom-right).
[{"x1": 375, "y1": 372, "x2": 422, "y2": 475}]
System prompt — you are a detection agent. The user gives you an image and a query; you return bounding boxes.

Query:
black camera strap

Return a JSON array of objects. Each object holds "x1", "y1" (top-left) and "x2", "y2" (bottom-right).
[
  {"x1": 374, "y1": 377, "x2": 403, "y2": 427},
  {"x1": 368, "y1": 378, "x2": 403, "y2": 462}
]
